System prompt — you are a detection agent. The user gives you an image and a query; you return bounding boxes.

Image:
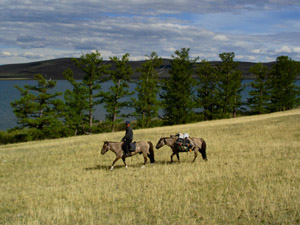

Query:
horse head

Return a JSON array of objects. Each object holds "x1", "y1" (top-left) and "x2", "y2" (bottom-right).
[
  {"x1": 156, "y1": 137, "x2": 166, "y2": 149},
  {"x1": 101, "y1": 141, "x2": 110, "y2": 155}
]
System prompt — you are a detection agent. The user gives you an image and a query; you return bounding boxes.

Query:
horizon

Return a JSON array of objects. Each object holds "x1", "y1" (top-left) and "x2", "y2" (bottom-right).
[{"x1": 0, "y1": 56, "x2": 281, "y2": 67}]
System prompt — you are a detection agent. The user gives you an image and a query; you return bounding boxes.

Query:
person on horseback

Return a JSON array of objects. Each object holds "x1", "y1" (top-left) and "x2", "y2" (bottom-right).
[{"x1": 121, "y1": 121, "x2": 133, "y2": 156}]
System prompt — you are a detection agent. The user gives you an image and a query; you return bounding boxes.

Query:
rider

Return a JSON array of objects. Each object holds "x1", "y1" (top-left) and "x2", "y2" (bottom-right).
[{"x1": 121, "y1": 121, "x2": 133, "y2": 156}]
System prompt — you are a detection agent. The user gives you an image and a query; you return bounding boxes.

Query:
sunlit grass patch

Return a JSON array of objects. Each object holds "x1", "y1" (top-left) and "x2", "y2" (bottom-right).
[{"x1": 1, "y1": 109, "x2": 300, "y2": 224}]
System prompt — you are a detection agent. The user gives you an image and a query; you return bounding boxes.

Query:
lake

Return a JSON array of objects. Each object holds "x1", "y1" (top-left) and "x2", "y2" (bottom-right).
[
  {"x1": 0, "y1": 80, "x2": 299, "y2": 131},
  {"x1": 0, "y1": 80, "x2": 137, "y2": 131}
]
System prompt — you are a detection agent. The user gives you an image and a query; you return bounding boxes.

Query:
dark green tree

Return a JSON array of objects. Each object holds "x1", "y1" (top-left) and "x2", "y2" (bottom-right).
[
  {"x1": 101, "y1": 53, "x2": 133, "y2": 132},
  {"x1": 11, "y1": 74, "x2": 64, "y2": 139},
  {"x1": 160, "y1": 48, "x2": 198, "y2": 124},
  {"x1": 73, "y1": 51, "x2": 110, "y2": 132},
  {"x1": 216, "y1": 52, "x2": 243, "y2": 118},
  {"x1": 268, "y1": 56, "x2": 300, "y2": 112},
  {"x1": 196, "y1": 60, "x2": 220, "y2": 120},
  {"x1": 247, "y1": 63, "x2": 270, "y2": 114},
  {"x1": 132, "y1": 52, "x2": 162, "y2": 128},
  {"x1": 10, "y1": 86, "x2": 37, "y2": 129},
  {"x1": 63, "y1": 68, "x2": 89, "y2": 135}
]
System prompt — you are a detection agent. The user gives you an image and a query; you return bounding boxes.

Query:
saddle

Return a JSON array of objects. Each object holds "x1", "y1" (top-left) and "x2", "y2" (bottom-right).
[{"x1": 129, "y1": 142, "x2": 136, "y2": 152}]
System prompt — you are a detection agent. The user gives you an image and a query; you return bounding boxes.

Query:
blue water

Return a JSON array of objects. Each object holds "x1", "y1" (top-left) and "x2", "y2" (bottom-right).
[
  {"x1": 0, "y1": 80, "x2": 299, "y2": 131},
  {"x1": 0, "y1": 80, "x2": 136, "y2": 131}
]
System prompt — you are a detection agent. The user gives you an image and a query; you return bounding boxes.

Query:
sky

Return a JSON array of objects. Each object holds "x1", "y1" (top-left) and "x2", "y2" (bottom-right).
[{"x1": 1, "y1": 0, "x2": 300, "y2": 65}]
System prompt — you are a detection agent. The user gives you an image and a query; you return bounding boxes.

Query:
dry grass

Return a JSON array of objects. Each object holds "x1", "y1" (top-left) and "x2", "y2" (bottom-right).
[{"x1": 1, "y1": 109, "x2": 300, "y2": 224}]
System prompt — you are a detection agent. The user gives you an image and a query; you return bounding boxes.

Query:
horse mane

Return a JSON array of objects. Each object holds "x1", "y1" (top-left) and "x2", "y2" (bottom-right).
[{"x1": 162, "y1": 137, "x2": 176, "y2": 140}]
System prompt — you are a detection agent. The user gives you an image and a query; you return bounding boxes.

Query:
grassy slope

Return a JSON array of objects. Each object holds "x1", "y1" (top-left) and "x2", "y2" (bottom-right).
[{"x1": 1, "y1": 109, "x2": 300, "y2": 224}]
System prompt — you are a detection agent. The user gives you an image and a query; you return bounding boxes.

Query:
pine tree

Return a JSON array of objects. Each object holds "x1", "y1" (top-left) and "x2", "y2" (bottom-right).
[
  {"x1": 216, "y1": 52, "x2": 243, "y2": 118},
  {"x1": 160, "y1": 48, "x2": 198, "y2": 124},
  {"x1": 268, "y1": 56, "x2": 300, "y2": 112},
  {"x1": 73, "y1": 51, "x2": 110, "y2": 132},
  {"x1": 10, "y1": 86, "x2": 37, "y2": 128},
  {"x1": 101, "y1": 53, "x2": 133, "y2": 132},
  {"x1": 247, "y1": 63, "x2": 270, "y2": 114},
  {"x1": 11, "y1": 74, "x2": 64, "y2": 139},
  {"x1": 63, "y1": 68, "x2": 89, "y2": 135},
  {"x1": 132, "y1": 52, "x2": 162, "y2": 128},
  {"x1": 196, "y1": 60, "x2": 220, "y2": 120}
]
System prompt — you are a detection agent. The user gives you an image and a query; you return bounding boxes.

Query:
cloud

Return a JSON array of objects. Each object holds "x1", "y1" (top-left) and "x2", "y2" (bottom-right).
[
  {"x1": 251, "y1": 49, "x2": 267, "y2": 54},
  {"x1": 213, "y1": 35, "x2": 228, "y2": 41},
  {"x1": 0, "y1": 0, "x2": 300, "y2": 64},
  {"x1": 275, "y1": 45, "x2": 300, "y2": 55},
  {"x1": 275, "y1": 45, "x2": 292, "y2": 53},
  {"x1": 294, "y1": 47, "x2": 300, "y2": 54},
  {"x1": 235, "y1": 55, "x2": 257, "y2": 61},
  {"x1": 1, "y1": 51, "x2": 13, "y2": 57}
]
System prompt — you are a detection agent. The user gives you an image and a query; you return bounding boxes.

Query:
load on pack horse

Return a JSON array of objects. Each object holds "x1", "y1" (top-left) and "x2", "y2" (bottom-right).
[
  {"x1": 156, "y1": 133, "x2": 207, "y2": 163},
  {"x1": 173, "y1": 133, "x2": 194, "y2": 152}
]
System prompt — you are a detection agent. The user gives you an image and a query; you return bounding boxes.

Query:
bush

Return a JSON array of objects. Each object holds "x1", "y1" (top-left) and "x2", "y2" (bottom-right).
[
  {"x1": 0, "y1": 129, "x2": 28, "y2": 144},
  {"x1": 0, "y1": 128, "x2": 49, "y2": 144}
]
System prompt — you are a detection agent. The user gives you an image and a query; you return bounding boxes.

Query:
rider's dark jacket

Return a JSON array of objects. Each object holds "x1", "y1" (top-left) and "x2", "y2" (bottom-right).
[{"x1": 122, "y1": 126, "x2": 133, "y2": 142}]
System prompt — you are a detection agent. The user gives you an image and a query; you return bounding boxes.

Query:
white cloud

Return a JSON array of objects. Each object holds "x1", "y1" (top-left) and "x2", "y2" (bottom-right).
[
  {"x1": 213, "y1": 35, "x2": 228, "y2": 41},
  {"x1": 275, "y1": 45, "x2": 292, "y2": 53},
  {"x1": 236, "y1": 55, "x2": 257, "y2": 61},
  {"x1": 251, "y1": 49, "x2": 266, "y2": 54},
  {"x1": 265, "y1": 56, "x2": 276, "y2": 62},
  {"x1": 293, "y1": 47, "x2": 300, "y2": 53},
  {"x1": 1, "y1": 51, "x2": 13, "y2": 57}
]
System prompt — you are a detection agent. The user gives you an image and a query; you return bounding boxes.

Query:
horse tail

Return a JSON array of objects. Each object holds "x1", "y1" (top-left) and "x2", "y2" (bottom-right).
[
  {"x1": 200, "y1": 138, "x2": 207, "y2": 161},
  {"x1": 147, "y1": 141, "x2": 155, "y2": 163}
]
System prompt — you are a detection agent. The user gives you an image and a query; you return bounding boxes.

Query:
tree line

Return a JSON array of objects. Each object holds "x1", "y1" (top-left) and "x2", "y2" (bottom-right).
[{"x1": 1, "y1": 48, "x2": 300, "y2": 144}]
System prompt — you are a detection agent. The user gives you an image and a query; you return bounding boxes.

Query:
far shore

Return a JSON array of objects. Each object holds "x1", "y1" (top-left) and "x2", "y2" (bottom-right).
[{"x1": 0, "y1": 78, "x2": 31, "y2": 80}]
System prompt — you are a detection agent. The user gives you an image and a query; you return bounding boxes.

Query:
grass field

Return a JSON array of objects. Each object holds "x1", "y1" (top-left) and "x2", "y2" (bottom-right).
[{"x1": 1, "y1": 109, "x2": 300, "y2": 224}]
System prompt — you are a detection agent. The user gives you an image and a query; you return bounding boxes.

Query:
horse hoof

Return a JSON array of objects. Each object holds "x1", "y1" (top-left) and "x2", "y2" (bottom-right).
[
  {"x1": 141, "y1": 165, "x2": 145, "y2": 169},
  {"x1": 125, "y1": 165, "x2": 128, "y2": 169},
  {"x1": 110, "y1": 166, "x2": 114, "y2": 171}
]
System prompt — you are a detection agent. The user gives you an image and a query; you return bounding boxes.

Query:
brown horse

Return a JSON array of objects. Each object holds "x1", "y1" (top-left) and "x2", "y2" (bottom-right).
[
  {"x1": 101, "y1": 141, "x2": 155, "y2": 170},
  {"x1": 156, "y1": 137, "x2": 207, "y2": 163}
]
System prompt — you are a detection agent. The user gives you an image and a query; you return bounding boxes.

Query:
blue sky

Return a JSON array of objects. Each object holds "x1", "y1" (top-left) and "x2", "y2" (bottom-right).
[{"x1": 0, "y1": 0, "x2": 300, "y2": 65}]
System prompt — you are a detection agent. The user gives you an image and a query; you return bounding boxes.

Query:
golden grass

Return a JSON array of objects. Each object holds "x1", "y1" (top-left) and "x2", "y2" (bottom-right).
[{"x1": 1, "y1": 109, "x2": 300, "y2": 224}]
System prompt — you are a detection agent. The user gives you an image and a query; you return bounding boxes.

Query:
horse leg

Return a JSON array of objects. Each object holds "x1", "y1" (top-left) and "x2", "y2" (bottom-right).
[
  {"x1": 170, "y1": 153, "x2": 176, "y2": 163},
  {"x1": 192, "y1": 149, "x2": 198, "y2": 163},
  {"x1": 142, "y1": 153, "x2": 147, "y2": 168},
  {"x1": 110, "y1": 156, "x2": 121, "y2": 170},
  {"x1": 176, "y1": 153, "x2": 180, "y2": 162},
  {"x1": 122, "y1": 156, "x2": 128, "y2": 169}
]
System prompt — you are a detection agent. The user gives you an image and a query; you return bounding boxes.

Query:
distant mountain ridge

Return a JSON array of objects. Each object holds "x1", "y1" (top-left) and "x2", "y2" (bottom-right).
[{"x1": 0, "y1": 57, "x2": 282, "y2": 80}]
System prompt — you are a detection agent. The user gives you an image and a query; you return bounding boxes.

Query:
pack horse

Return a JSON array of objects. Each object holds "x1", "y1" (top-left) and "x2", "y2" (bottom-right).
[{"x1": 156, "y1": 135, "x2": 207, "y2": 163}]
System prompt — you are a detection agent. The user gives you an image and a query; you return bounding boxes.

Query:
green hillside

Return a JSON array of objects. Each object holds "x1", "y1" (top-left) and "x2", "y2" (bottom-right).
[{"x1": 1, "y1": 109, "x2": 300, "y2": 224}]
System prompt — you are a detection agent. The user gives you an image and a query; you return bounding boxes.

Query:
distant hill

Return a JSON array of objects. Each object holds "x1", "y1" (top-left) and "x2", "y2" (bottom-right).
[{"x1": 0, "y1": 58, "x2": 281, "y2": 80}]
